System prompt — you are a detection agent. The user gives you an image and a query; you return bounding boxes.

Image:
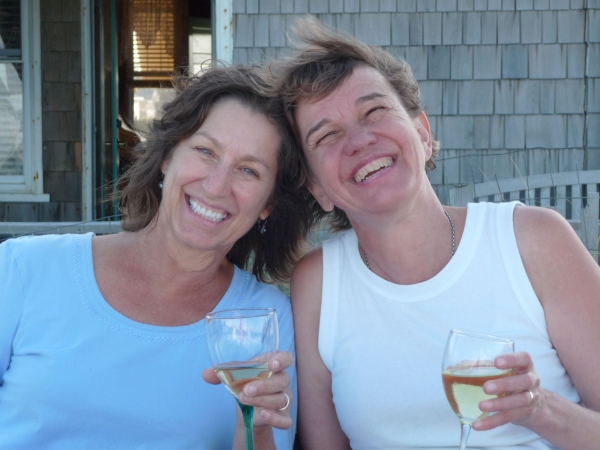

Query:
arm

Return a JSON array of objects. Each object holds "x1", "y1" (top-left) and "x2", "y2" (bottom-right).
[
  {"x1": 290, "y1": 249, "x2": 350, "y2": 450},
  {"x1": 474, "y1": 206, "x2": 600, "y2": 450}
]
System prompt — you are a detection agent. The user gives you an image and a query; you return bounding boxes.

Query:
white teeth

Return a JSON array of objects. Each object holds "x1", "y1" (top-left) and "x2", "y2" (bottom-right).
[
  {"x1": 354, "y1": 157, "x2": 393, "y2": 182},
  {"x1": 188, "y1": 198, "x2": 227, "y2": 222}
]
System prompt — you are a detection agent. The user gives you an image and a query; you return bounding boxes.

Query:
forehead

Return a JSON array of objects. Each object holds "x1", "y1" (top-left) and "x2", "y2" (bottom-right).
[
  {"x1": 296, "y1": 66, "x2": 398, "y2": 122},
  {"x1": 199, "y1": 99, "x2": 281, "y2": 154}
]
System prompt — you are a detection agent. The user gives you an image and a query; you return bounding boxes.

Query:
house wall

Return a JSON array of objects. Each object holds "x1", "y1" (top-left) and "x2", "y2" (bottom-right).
[
  {"x1": 231, "y1": 0, "x2": 600, "y2": 204},
  {"x1": 0, "y1": 0, "x2": 82, "y2": 224}
]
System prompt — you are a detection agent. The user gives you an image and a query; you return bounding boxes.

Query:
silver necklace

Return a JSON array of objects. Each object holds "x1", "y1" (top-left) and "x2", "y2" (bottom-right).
[{"x1": 361, "y1": 208, "x2": 456, "y2": 271}]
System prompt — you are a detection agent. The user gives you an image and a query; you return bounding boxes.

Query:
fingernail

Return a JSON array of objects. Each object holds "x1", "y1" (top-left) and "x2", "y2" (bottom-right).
[
  {"x1": 472, "y1": 421, "x2": 482, "y2": 430},
  {"x1": 496, "y1": 358, "x2": 507, "y2": 367},
  {"x1": 245, "y1": 385, "x2": 257, "y2": 396},
  {"x1": 260, "y1": 410, "x2": 271, "y2": 420},
  {"x1": 486, "y1": 381, "x2": 497, "y2": 394},
  {"x1": 272, "y1": 360, "x2": 281, "y2": 371},
  {"x1": 479, "y1": 400, "x2": 492, "y2": 410}
]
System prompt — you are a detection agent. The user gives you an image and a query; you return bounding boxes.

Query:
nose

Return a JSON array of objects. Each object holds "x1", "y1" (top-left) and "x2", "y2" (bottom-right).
[
  {"x1": 202, "y1": 164, "x2": 232, "y2": 197},
  {"x1": 343, "y1": 125, "x2": 376, "y2": 155}
]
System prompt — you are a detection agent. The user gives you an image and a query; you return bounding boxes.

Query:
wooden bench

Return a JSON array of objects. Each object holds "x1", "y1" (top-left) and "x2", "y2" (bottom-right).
[{"x1": 448, "y1": 170, "x2": 600, "y2": 255}]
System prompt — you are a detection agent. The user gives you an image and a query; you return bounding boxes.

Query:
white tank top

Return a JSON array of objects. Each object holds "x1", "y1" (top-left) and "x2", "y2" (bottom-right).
[{"x1": 320, "y1": 202, "x2": 579, "y2": 450}]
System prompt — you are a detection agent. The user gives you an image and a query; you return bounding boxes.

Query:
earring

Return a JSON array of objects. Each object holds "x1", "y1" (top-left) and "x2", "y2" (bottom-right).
[
  {"x1": 258, "y1": 218, "x2": 267, "y2": 234},
  {"x1": 158, "y1": 173, "x2": 164, "y2": 189}
]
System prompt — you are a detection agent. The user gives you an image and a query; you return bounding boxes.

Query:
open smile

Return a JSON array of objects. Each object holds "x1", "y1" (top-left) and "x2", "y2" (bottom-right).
[
  {"x1": 353, "y1": 157, "x2": 394, "y2": 183},
  {"x1": 188, "y1": 196, "x2": 228, "y2": 222}
]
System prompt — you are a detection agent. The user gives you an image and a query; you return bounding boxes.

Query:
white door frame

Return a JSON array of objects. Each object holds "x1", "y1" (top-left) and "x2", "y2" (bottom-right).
[{"x1": 213, "y1": 0, "x2": 233, "y2": 64}]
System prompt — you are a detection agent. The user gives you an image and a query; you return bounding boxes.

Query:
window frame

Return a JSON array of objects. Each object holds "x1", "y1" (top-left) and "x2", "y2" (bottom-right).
[{"x1": 0, "y1": 0, "x2": 48, "y2": 202}]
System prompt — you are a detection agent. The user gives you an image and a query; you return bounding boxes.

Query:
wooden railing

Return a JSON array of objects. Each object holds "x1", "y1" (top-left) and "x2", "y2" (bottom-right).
[
  {"x1": 0, "y1": 220, "x2": 122, "y2": 238},
  {"x1": 448, "y1": 170, "x2": 600, "y2": 255}
]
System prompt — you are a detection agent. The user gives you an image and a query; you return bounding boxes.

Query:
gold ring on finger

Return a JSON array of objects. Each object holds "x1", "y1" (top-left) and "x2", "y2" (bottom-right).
[
  {"x1": 525, "y1": 389, "x2": 534, "y2": 405},
  {"x1": 278, "y1": 392, "x2": 291, "y2": 411}
]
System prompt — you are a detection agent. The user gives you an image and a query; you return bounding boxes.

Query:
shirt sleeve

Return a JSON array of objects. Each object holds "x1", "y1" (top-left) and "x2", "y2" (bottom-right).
[
  {"x1": 272, "y1": 294, "x2": 298, "y2": 450},
  {"x1": 0, "y1": 239, "x2": 25, "y2": 382}
]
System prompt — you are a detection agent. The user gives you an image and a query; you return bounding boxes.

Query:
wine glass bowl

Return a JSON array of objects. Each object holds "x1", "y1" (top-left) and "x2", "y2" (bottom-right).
[
  {"x1": 205, "y1": 308, "x2": 279, "y2": 450},
  {"x1": 442, "y1": 329, "x2": 514, "y2": 449}
]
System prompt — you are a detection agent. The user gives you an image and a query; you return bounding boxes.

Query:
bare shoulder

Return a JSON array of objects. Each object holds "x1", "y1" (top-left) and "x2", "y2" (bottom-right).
[
  {"x1": 291, "y1": 247, "x2": 323, "y2": 281},
  {"x1": 513, "y1": 204, "x2": 575, "y2": 242},
  {"x1": 290, "y1": 247, "x2": 323, "y2": 312},
  {"x1": 512, "y1": 205, "x2": 593, "y2": 277}
]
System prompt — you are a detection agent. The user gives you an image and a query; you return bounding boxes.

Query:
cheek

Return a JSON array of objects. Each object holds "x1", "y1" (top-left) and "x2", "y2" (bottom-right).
[{"x1": 240, "y1": 184, "x2": 275, "y2": 211}]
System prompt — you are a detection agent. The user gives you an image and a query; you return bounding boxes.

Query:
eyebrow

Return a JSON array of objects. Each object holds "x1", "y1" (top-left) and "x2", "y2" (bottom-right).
[
  {"x1": 195, "y1": 130, "x2": 221, "y2": 148},
  {"x1": 194, "y1": 131, "x2": 272, "y2": 170},
  {"x1": 304, "y1": 92, "x2": 387, "y2": 144}
]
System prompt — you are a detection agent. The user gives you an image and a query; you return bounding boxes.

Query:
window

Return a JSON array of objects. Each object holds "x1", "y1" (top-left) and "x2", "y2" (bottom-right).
[
  {"x1": 189, "y1": 17, "x2": 211, "y2": 75},
  {"x1": 131, "y1": 18, "x2": 212, "y2": 133},
  {"x1": 0, "y1": 0, "x2": 46, "y2": 201}
]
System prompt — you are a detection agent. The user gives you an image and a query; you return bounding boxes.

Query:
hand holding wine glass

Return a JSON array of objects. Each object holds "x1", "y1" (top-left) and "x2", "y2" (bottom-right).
[
  {"x1": 205, "y1": 308, "x2": 287, "y2": 450},
  {"x1": 442, "y1": 329, "x2": 515, "y2": 450}
]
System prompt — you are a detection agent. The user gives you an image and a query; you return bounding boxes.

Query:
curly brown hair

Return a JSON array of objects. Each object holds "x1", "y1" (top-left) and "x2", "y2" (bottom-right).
[
  {"x1": 267, "y1": 18, "x2": 440, "y2": 231},
  {"x1": 116, "y1": 64, "x2": 314, "y2": 282}
]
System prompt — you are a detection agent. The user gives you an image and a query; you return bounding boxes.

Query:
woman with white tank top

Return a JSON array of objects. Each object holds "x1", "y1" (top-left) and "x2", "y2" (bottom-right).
[{"x1": 271, "y1": 19, "x2": 600, "y2": 450}]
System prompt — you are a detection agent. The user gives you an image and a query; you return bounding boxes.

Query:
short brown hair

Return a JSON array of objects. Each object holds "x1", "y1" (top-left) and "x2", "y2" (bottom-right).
[
  {"x1": 269, "y1": 19, "x2": 440, "y2": 231},
  {"x1": 117, "y1": 64, "x2": 314, "y2": 282}
]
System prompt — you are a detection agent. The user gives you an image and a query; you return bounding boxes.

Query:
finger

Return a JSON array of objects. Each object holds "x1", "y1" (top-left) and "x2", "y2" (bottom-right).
[
  {"x1": 473, "y1": 406, "x2": 530, "y2": 431},
  {"x1": 238, "y1": 390, "x2": 292, "y2": 411},
  {"x1": 479, "y1": 389, "x2": 536, "y2": 414},
  {"x1": 268, "y1": 351, "x2": 293, "y2": 373},
  {"x1": 242, "y1": 370, "x2": 291, "y2": 398},
  {"x1": 258, "y1": 408, "x2": 293, "y2": 430},
  {"x1": 495, "y1": 351, "x2": 533, "y2": 373},
  {"x1": 483, "y1": 372, "x2": 539, "y2": 396},
  {"x1": 202, "y1": 368, "x2": 220, "y2": 385}
]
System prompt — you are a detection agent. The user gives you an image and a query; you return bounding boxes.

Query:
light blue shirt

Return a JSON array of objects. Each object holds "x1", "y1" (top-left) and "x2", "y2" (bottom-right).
[{"x1": 0, "y1": 233, "x2": 297, "y2": 449}]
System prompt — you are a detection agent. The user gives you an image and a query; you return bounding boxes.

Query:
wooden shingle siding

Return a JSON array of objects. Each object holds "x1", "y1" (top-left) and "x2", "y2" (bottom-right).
[
  {"x1": 450, "y1": 46, "x2": 473, "y2": 79},
  {"x1": 391, "y1": 14, "x2": 410, "y2": 45},
  {"x1": 356, "y1": 14, "x2": 391, "y2": 45},
  {"x1": 521, "y1": 11, "x2": 543, "y2": 43},
  {"x1": 567, "y1": 115, "x2": 585, "y2": 148},
  {"x1": 459, "y1": 80, "x2": 494, "y2": 114},
  {"x1": 423, "y1": 13, "x2": 442, "y2": 45},
  {"x1": 505, "y1": 115, "x2": 525, "y2": 149},
  {"x1": 590, "y1": 80, "x2": 600, "y2": 113}
]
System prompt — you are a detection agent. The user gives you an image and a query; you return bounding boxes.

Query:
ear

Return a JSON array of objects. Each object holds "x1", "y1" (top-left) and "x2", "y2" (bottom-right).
[
  {"x1": 258, "y1": 207, "x2": 272, "y2": 221},
  {"x1": 414, "y1": 112, "x2": 433, "y2": 161},
  {"x1": 308, "y1": 182, "x2": 335, "y2": 212},
  {"x1": 160, "y1": 159, "x2": 169, "y2": 174}
]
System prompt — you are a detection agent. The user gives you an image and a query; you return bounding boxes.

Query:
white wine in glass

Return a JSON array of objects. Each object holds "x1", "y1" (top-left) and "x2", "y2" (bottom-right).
[
  {"x1": 442, "y1": 329, "x2": 514, "y2": 450},
  {"x1": 205, "y1": 308, "x2": 278, "y2": 450}
]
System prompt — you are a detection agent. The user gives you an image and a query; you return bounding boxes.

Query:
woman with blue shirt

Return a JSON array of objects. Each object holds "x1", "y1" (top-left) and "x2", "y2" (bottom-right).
[{"x1": 0, "y1": 65, "x2": 311, "y2": 449}]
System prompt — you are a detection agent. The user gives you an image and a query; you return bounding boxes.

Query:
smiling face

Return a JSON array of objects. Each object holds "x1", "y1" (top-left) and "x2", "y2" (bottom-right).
[
  {"x1": 295, "y1": 65, "x2": 433, "y2": 222},
  {"x1": 157, "y1": 99, "x2": 280, "y2": 253}
]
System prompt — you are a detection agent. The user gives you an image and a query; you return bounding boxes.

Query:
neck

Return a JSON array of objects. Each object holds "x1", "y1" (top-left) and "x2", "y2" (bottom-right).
[
  {"x1": 352, "y1": 194, "x2": 457, "y2": 284},
  {"x1": 104, "y1": 224, "x2": 234, "y2": 324}
]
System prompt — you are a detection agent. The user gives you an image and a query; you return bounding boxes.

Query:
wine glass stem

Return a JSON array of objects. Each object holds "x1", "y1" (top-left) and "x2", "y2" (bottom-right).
[
  {"x1": 459, "y1": 422, "x2": 471, "y2": 450},
  {"x1": 238, "y1": 401, "x2": 254, "y2": 450}
]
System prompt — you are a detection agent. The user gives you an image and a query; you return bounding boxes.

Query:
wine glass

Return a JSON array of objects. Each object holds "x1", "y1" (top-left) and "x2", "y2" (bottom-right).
[
  {"x1": 205, "y1": 308, "x2": 278, "y2": 450},
  {"x1": 441, "y1": 329, "x2": 514, "y2": 450}
]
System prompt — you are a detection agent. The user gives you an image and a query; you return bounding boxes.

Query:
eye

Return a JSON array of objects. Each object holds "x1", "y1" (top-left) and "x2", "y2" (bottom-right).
[
  {"x1": 365, "y1": 105, "x2": 386, "y2": 118},
  {"x1": 241, "y1": 167, "x2": 259, "y2": 177},
  {"x1": 196, "y1": 147, "x2": 212, "y2": 156},
  {"x1": 315, "y1": 131, "x2": 337, "y2": 147}
]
